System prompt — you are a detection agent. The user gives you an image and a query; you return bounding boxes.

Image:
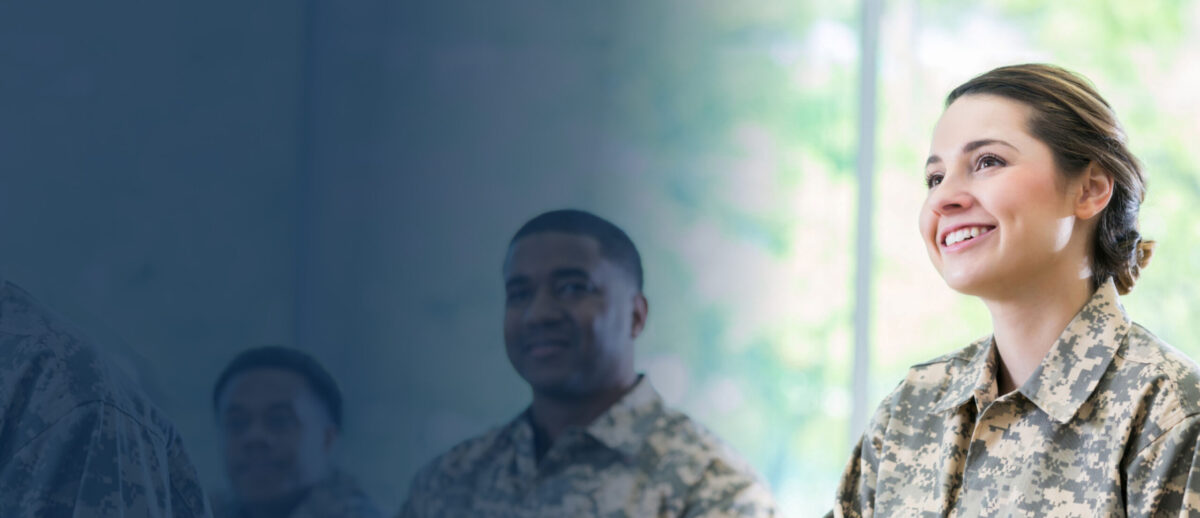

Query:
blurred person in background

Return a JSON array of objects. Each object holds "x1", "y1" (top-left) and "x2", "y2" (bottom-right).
[
  {"x1": 399, "y1": 209, "x2": 776, "y2": 517},
  {"x1": 832, "y1": 64, "x2": 1200, "y2": 516},
  {"x1": 0, "y1": 271, "x2": 211, "y2": 517},
  {"x1": 212, "y1": 346, "x2": 379, "y2": 518}
]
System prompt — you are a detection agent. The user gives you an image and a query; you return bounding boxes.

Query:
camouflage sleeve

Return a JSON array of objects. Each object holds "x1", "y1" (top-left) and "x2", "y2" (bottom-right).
[
  {"x1": 165, "y1": 425, "x2": 217, "y2": 517},
  {"x1": 680, "y1": 459, "x2": 777, "y2": 518},
  {"x1": 1124, "y1": 413, "x2": 1200, "y2": 516},
  {"x1": 831, "y1": 395, "x2": 891, "y2": 518},
  {"x1": 0, "y1": 401, "x2": 212, "y2": 517}
]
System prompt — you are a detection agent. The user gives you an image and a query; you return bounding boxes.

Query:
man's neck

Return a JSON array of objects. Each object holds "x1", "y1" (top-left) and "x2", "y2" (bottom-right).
[
  {"x1": 239, "y1": 487, "x2": 312, "y2": 518},
  {"x1": 529, "y1": 374, "x2": 640, "y2": 461}
]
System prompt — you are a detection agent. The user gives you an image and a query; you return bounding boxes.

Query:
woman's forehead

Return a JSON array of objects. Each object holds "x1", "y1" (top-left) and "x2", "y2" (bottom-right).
[{"x1": 932, "y1": 95, "x2": 1034, "y2": 149}]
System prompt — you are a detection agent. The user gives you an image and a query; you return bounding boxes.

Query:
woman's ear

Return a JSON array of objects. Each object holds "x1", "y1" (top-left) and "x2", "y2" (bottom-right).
[{"x1": 1075, "y1": 163, "x2": 1115, "y2": 220}]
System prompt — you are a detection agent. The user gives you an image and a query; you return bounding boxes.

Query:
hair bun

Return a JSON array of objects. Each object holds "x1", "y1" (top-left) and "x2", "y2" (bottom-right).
[
  {"x1": 1135, "y1": 238, "x2": 1156, "y2": 270},
  {"x1": 1114, "y1": 234, "x2": 1154, "y2": 295}
]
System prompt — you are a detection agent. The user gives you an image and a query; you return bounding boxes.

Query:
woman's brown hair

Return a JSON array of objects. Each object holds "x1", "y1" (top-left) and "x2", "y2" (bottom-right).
[{"x1": 946, "y1": 63, "x2": 1154, "y2": 295}]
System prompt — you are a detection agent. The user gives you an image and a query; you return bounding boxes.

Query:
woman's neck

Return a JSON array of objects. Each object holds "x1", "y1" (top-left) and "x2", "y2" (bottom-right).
[{"x1": 982, "y1": 273, "x2": 1094, "y2": 395}]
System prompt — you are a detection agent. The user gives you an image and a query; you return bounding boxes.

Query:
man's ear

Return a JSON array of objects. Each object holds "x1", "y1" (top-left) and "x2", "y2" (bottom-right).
[
  {"x1": 1075, "y1": 162, "x2": 1115, "y2": 220},
  {"x1": 630, "y1": 293, "x2": 648, "y2": 340}
]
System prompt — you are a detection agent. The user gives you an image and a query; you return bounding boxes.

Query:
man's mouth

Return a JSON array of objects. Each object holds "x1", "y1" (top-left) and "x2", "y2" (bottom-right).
[
  {"x1": 524, "y1": 339, "x2": 570, "y2": 357},
  {"x1": 236, "y1": 460, "x2": 284, "y2": 477}
]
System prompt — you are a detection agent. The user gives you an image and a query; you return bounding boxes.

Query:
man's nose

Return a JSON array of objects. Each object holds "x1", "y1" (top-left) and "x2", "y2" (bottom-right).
[
  {"x1": 523, "y1": 287, "x2": 564, "y2": 326},
  {"x1": 237, "y1": 418, "x2": 272, "y2": 449}
]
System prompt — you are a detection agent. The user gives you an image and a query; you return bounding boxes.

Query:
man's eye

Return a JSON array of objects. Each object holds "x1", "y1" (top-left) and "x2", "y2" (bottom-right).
[
  {"x1": 223, "y1": 416, "x2": 250, "y2": 434},
  {"x1": 506, "y1": 289, "x2": 532, "y2": 304},
  {"x1": 556, "y1": 282, "x2": 591, "y2": 297},
  {"x1": 264, "y1": 413, "x2": 296, "y2": 432}
]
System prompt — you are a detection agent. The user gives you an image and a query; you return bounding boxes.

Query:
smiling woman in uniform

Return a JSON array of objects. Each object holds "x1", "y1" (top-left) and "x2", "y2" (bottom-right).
[{"x1": 832, "y1": 64, "x2": 1200, "y2": 516}]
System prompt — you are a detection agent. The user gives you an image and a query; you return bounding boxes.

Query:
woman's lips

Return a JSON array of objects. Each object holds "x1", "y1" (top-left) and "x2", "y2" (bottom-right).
[{"x1": 941, "y1": 226, "x2": 997, "y2": 252}]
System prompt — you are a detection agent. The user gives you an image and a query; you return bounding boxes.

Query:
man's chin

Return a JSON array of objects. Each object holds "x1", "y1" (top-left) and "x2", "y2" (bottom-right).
[
  {"x1": 523, "y1": 373, "x2": 588, "y2": 400},
  {"x1": 234, "y1": 479, "x2": 295, "y2": 505},
  {"x1": 238, "y1": 491, "x2": 312, "y2": 515}
]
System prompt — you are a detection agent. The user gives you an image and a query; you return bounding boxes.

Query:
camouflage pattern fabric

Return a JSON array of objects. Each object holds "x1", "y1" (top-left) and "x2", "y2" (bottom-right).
[
  {"x1": 0, "y1": 278, "x2": 212, "y2": 517},
  {"x1": 400, "y1": 377, "x2": 776, "y2": 517},
  {"x1": 831, "y1": 279, "x2": 1200, "y2": 517},
  {"x1": 212, "y1": 469, "x2": 381, "y2": 518}
]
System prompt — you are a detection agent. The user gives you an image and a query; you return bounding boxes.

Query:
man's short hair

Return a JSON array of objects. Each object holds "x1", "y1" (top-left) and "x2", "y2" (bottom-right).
[
  {"x1": 509, "y1": 209, "x2": 644, "y2": 291},
  {"x1": 212, "y1": 346, "x2": 344, "y2": 428}
]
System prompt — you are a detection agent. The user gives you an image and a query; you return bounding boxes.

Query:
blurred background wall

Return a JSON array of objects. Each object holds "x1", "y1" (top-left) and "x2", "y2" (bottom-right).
[
  {"x1": 2, "y1": 1, "x2": 1198, "y2": 515},
  {"x1": 0, "y1": 0, "x2": 305, "y2": 501}
]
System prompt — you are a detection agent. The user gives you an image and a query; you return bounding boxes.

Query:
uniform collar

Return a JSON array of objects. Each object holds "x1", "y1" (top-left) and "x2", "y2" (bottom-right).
[
  {"x1": 510, "y1": 375, "x2": 662, "y2": 464},
  {"x1": 1019, "y1": 279, "x2": 1128, "y2": 423},
  {"x1": 931, "y1": 279, "x2": 1128, "y2": 423},
  {"x1": 581, "y1": 375, "x2": 662, "y2": 459},
  {"x1": 930, "y1": 336, "x2": 995, "y2": 415}
]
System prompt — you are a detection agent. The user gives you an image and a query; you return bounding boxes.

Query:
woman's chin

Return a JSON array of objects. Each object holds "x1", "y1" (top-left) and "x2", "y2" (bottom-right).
[{"x1": 939, "y1": 269, "x2": 996, "y2": 297}]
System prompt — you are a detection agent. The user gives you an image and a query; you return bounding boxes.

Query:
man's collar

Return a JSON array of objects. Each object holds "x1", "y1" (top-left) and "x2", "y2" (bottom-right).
[
  {"x1": 581, "y1": 375, "x2": 662, "y2": 459},
  {"x1": 512, "y1": 375, "x2": 662, "y2": 462},
  {"x1": 930, "y1": 279, "x2": 1128, "y2": 423}
]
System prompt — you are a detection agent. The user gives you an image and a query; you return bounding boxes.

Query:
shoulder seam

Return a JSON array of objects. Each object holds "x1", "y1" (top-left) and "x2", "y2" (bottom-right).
[
  {"x1": 1134, "y1": 410, "x2": 1200, "y2": 458},
  {"x1": 910, "y1": 354, "x2": 971, "y2": 369},
  {"x1": 9, "y1": 399, "x2": 169, "y2": 460},
  {"x1": 909, "y1": 336, "x2": 989, "y2": 369}
]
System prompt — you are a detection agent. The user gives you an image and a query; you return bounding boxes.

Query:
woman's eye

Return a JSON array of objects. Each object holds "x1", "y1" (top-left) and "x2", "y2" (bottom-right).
[
  {"x1": 977, "y1": 155, "x2": 1004, "y2": 169},
  {"x1": 925, "y1": 173, "x2": 944, "y2": 189}
]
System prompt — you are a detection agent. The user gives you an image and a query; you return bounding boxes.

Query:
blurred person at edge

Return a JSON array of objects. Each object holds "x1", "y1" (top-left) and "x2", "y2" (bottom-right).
[
  {"x1": 831, "y1": 64, "x2": 1200, "y2": 517},
  {"x1": 0, "y1": 271, "x2": 212, "y2": 516},
  {"x1": 212, "y1": 346, "x2": 380, "y2": 518},
  {"x1": 399, "y1": 209, "x2": 777, "y2": 517}
]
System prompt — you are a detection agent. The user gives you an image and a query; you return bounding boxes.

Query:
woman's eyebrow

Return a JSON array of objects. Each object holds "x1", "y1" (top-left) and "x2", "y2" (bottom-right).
[
  {"x1": 926, "y1": 139, "x2": 1020, "y2": 166},
  {"x1": 963, "y1": 138, "x2": 1019, "y2": 153}
]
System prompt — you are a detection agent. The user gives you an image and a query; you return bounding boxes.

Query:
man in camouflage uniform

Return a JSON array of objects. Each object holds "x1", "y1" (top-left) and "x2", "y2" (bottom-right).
[
  {"x1": 400, "y1": 209, "x2": 776, "y2": 517},
  {"x1": 0, "y1": 272, "x2": 212, "y2": 517},
  {"x1": 211, "y1": 346, "x2": 380, "y2": 518},
  {"x1": 831, "y1": 279, "x2": 1200, "y2": 516}
]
